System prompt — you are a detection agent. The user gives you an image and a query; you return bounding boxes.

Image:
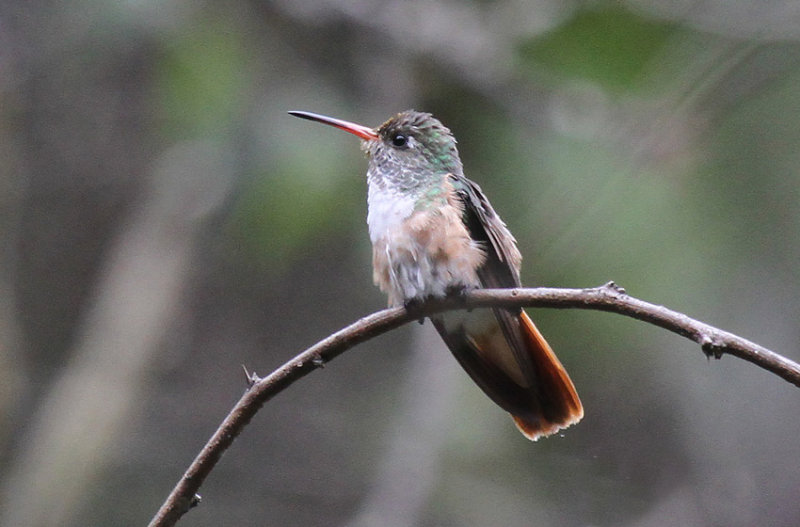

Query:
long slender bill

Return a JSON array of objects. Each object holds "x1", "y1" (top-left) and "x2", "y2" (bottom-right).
[{"x1": 288, "y1": 111, "x2": 378, "y2": 141}]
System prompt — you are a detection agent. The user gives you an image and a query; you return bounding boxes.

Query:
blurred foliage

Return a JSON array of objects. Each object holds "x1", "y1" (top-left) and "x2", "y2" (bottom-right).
[
  {"x1": 522, "y1": 5, "x2": 677, "y2": 92},
  {"x1": 231, "y1": 160, "x2": 361, "y2": 270},
  {"x1": 2, "y1": 1, "x2": 799, "y2": 526},
  {"x1": 155, "y1": 15, "x2": 252, "y2": 138}
]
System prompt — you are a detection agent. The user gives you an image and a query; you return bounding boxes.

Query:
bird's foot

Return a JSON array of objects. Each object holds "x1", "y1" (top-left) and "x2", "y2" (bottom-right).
[
  {"x1": 445, "y1": 284, "x2": 473, "y2": 310},
  {"x1": 403, "y1": 297, "x2": 427, "y2": 325}
]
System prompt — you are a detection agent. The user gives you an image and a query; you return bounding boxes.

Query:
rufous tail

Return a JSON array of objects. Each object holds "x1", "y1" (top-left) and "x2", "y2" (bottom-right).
[{"x1": 512, "y1": 311, "x2": 583, "y2": 440}]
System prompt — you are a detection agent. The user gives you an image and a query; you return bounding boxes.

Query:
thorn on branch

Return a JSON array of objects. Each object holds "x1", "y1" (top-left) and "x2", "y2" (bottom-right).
[
  {"x1": 311, "y1": 354, "x2": 326, "y2": 368},
  {"x1": 189, "y1": 494, "x2": 201, "y2": 509},
  {"x1": 242, "y1": 365, "x2": 260, "y2": 387},
  {"x1": 602, "y1": 281, "x2": 626, "y2": 295}
]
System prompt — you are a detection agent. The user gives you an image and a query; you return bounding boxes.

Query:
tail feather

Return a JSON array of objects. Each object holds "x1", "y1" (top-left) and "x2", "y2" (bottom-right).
[
  {"x1": 512, "y1": 311, "x2": 583, "y2": 440},
  {"x1": 432, "y1": 309, "x2": 583, "y2": 441}
]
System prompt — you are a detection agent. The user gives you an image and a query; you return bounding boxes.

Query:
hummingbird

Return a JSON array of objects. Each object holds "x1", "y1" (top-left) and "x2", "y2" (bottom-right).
[{"x1": 289, "y1": 109, "x2": 583, "y2": 440}]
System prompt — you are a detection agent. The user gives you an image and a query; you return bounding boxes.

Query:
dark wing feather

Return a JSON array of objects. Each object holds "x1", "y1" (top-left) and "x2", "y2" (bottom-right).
[{"x1": 450, "y1": 175, "x2": 522, "y2": 289}]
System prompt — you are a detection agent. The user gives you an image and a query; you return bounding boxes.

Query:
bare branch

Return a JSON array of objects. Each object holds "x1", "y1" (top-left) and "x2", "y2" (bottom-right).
[{"x1": 148, "y1": 282, "x2": 800, "y2": 527}]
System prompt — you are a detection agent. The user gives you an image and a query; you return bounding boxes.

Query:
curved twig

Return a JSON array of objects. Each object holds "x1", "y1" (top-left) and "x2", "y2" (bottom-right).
[{"x1": 148, "y1": 282, "x2": 800, "y2": 527}]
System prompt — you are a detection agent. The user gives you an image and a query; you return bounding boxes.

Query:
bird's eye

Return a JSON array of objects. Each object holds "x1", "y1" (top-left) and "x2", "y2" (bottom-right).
[{"x1": 391, "y1": 133, "x2": 408, "y2": 148}]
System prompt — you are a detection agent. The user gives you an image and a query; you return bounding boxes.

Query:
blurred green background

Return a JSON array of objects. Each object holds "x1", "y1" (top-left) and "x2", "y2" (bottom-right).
[{"x1": 1, "y1": 1, "x2": 799, "y2": 526}]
